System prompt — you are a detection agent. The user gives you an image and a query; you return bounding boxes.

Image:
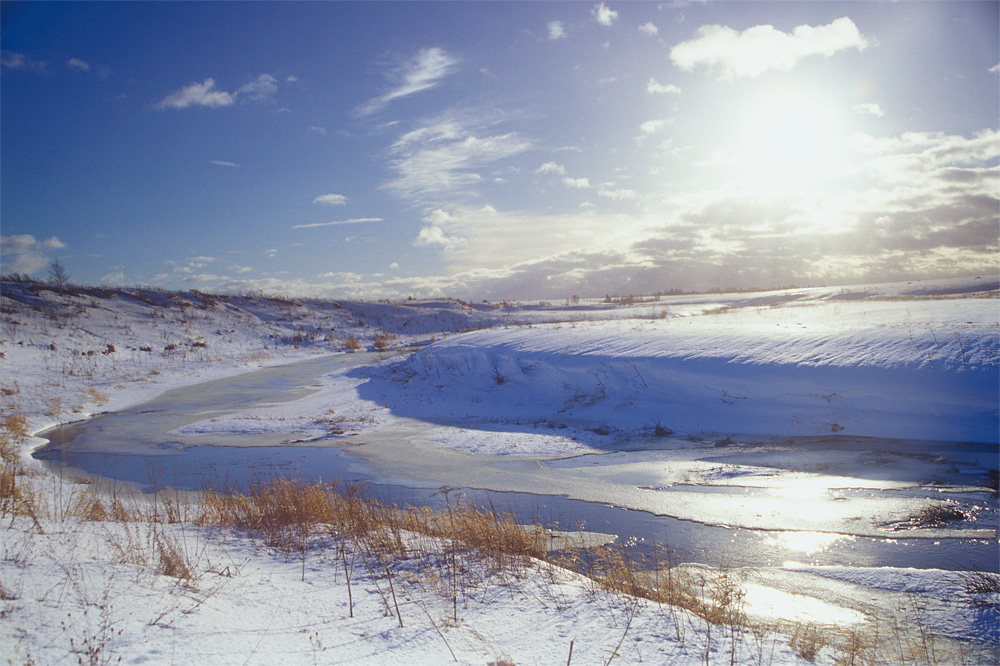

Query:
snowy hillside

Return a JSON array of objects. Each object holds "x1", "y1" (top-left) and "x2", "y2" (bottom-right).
[
  {"x1": 0, "y1": 278, "x2": 527, "y2": 436},
  {"x1": 364, "y1": 277, "x2": 999, "y2": 444}
]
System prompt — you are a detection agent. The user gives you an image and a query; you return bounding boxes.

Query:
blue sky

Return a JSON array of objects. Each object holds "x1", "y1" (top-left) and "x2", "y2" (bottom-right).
[{"x1": 2, "y1": 1, "x2": 997, "y2": 300}]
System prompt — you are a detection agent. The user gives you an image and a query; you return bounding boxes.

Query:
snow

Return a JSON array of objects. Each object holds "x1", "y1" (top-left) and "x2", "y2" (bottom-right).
[
  {"x1": 2, "y1": 276, "x2": 998, "y2": 664},
  {"x1": 361, "y1": 293, "x2": 997, "y2": 444}
]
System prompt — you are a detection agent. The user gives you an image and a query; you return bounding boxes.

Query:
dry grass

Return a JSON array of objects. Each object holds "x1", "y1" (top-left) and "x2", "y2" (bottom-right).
[
  {"x1": 5, "y1": 454, "x2": 995, "y2": 665},
  {"x1": 198, "y1": 479, "x2": 383, "y2": 551},
  {"x1": 789, "y1": 623, "x2": 826, "y2": 661},
  {"x1": 372, "y1": 329, "x2": 396, "y2": 351},
  {"x1": 887, "y1": 501, "x2": 971, "y2": 530},
  {"x1": 2, "y1": 412, "x2": 30, "y2": 442},
  {"x1": 81, "y1": 386, "x2": 110, "y2": 407},
  {"x1": 1, "y1": 410, "x2": 45, "y2": 527},
  {"x1": 195, "y1": 480, "x2": 548, "y2": 572}
]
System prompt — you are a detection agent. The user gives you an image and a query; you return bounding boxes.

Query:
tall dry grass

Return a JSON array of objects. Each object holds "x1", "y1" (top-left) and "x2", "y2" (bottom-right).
[
  {"x1": 0, "y1": 411, "x2": 45, "y2": 528},
  {"x1": 7, "y1": 455, "x2": 995, "y2": 665}
]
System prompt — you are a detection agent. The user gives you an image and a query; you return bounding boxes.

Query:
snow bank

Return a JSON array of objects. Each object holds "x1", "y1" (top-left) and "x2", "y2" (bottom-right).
[{"x1": 364, "y1": 286, "x2": 998, "y2": 443}]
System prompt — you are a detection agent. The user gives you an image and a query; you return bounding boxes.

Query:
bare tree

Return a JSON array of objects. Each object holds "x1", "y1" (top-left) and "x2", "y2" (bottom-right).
[{"x1": 48, "y1": 258, "x2": 69, "y2": 292}]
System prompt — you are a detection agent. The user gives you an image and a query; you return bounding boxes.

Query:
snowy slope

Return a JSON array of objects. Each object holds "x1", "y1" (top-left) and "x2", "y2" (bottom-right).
[
  {"x1": 365, "y1": 281, "x2": 999, "y2": 444},
  {"x1": 0, "y1": 279, "x2": 539, "y2": 438}
]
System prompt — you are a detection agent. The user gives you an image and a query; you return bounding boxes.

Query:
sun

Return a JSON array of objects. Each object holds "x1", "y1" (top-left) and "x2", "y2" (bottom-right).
[{"x1": 728, "y1": 84, "x2": 850, "y2": 192}]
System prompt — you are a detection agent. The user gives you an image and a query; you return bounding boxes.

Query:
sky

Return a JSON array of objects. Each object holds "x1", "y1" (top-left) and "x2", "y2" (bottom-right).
[{"x1": 1, "y1": 1, "x2": 998, "y2": 301}]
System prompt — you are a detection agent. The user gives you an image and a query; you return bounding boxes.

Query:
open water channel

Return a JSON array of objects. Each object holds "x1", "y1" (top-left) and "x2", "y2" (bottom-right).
[{"x1": 35, "y1": 352, "x2": 998, "y2": 573}]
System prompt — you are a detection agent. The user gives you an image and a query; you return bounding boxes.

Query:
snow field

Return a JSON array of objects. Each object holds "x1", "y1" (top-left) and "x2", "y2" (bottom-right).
[
  {"x1": 2, "y1": 276, "x2": 998, "y2": 664},
  {"x1": 3, "y1": 470, "x2": 996, "y2": 666},
  {"x1": 1, "y1": 475, "x2": 852, "y2": 666},
  {"x1": 367, "y1": 295, "x2": 998, "y2": 444}
]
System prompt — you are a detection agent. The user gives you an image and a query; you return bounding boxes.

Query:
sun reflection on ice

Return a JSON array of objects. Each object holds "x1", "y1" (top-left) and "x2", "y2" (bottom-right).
[
  {"x1": 766, "y1": 531, "x2": 857, "y2": 560},
  {"x1": 767, "y1": 480, "x2": 830, "y2": 500},
  {"x1": 741, "y1": 584, "x2": 866, "y2": 626}
]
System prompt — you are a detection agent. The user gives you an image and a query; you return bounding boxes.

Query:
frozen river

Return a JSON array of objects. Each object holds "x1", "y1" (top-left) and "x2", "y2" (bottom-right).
[{"x1": 36, "y1": 352, "x2": 999, "y2": 572}]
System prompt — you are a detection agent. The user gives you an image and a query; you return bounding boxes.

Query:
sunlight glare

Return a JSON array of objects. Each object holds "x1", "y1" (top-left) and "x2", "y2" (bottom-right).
[
  {"x1": 766, "y1": 530, "x2": 856, "y2": 555},
  {"x1": 730, "y1": 85, "x2": 848, "y2": 192},
  {"x1": 741, "y1": 584, "x2": 866, "y2": 625},
  {"x1": 768, "y1": 481, "x2": 828, "y2": 500}
]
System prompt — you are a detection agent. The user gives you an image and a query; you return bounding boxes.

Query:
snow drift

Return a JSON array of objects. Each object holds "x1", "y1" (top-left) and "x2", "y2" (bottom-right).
[{"x1": 364, "y1": 283, "x2": 999, "y2": 443}]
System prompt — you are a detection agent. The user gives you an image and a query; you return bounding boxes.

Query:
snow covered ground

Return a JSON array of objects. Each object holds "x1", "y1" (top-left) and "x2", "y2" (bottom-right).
[{"x1": 2, "y1": 276, "x2": 998, "y2": 664}]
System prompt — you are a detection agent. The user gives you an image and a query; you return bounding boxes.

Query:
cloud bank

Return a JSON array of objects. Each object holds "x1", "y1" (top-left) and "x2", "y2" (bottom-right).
[
  {"x1": 1, "y1": 235, "x2": 66, "y2": 274},
  {"x1": 671, "y1": 17, "x2": 868, "y2": 80}
]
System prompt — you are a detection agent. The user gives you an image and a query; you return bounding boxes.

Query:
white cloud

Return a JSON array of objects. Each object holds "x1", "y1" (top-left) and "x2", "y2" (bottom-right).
[
  {"x1": 0, "y1": 234, "x2": 65, "y2": 274},
  {"x1": 101, "y1": 271, "x2": 126, "y2": 284},
  {"x1": 989, "y1": 63, "x2": 1000, "y2": 74},
  {"x1": 598, "y1": 187, "x2": 637, "y2": 200},
  {"x1": 548, "y1": 21, "x2": 567, "y2": 40},
  {"x1": 563, "y1": 177, "x2": 591, "y2": 189},
  {"x1": 236, "y1": 74, "x2": 278, "y2": 101},
  {"x1": 854, "y1": 103, "x2": 885, "y2": 117},
  {"x1": 409, "y1": 204, "x2": 656, "y2": 281},
  {"x1": 640, "y1": 119, "x2": 667, "y2": 134},
  {"x1": 536, "y1": 161, "x2": 566, "y2": 175},
  {"x1": 67, "y1": 58, "x2": 90, "y2": 71},
  {"x1": 156, "y1": 74, "x2": 278, "y2": 110},
  {"x1": 197, "y1": 126, "x2": 1000, "y2": 301},
  {"x1": 359, "y1": 47, "x2": 457, "y2": 115},
  {"x1": 293, "y1": 218, "x2": 381, "y2": 230},
  {"x1": 414, "y1": 211, "x2": 467, "y2": 250},
  {"x1": 1, "y1": 50, "x2": 44, "y2": 72},
  {"x1": 156, "y1": 79, "x2": 234, "y2": 109},
  {"x1": 671, "y1": 17, "x2": 868, "y2": 80},
  {"x1": 849, "y1": 129, "x2": 1000, "y2": 184},
  {"x1": 414, "y1": 225, "x2": 464, "y2": 250},
  {"x1": 174, "y1": 256, "x2": 215, "y2": 273},
  {"x1": 647, "y1": 78, "x2": 681, "y2": 95},
  {"x1": 383, "y1": 114, "x2": 531, "y2": 201},
  {"x1": 638, "y1": 22, "x2": 658, "y2": 36},
  {"x1": 209, "y1": 160, "x2": 239, "y2": 167},
  {"x1": 591, "y1": 2, "x2": 618, "y2": 27},
  {"x1": 309, "y1": 126, "x2": 328, "y2": 135},
  {"x1": 313, "y1": 193, "x2": 348, "y2": 206},
  {"x1": 317, "y1": 271, "x2": 364, "y2": 282}
]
